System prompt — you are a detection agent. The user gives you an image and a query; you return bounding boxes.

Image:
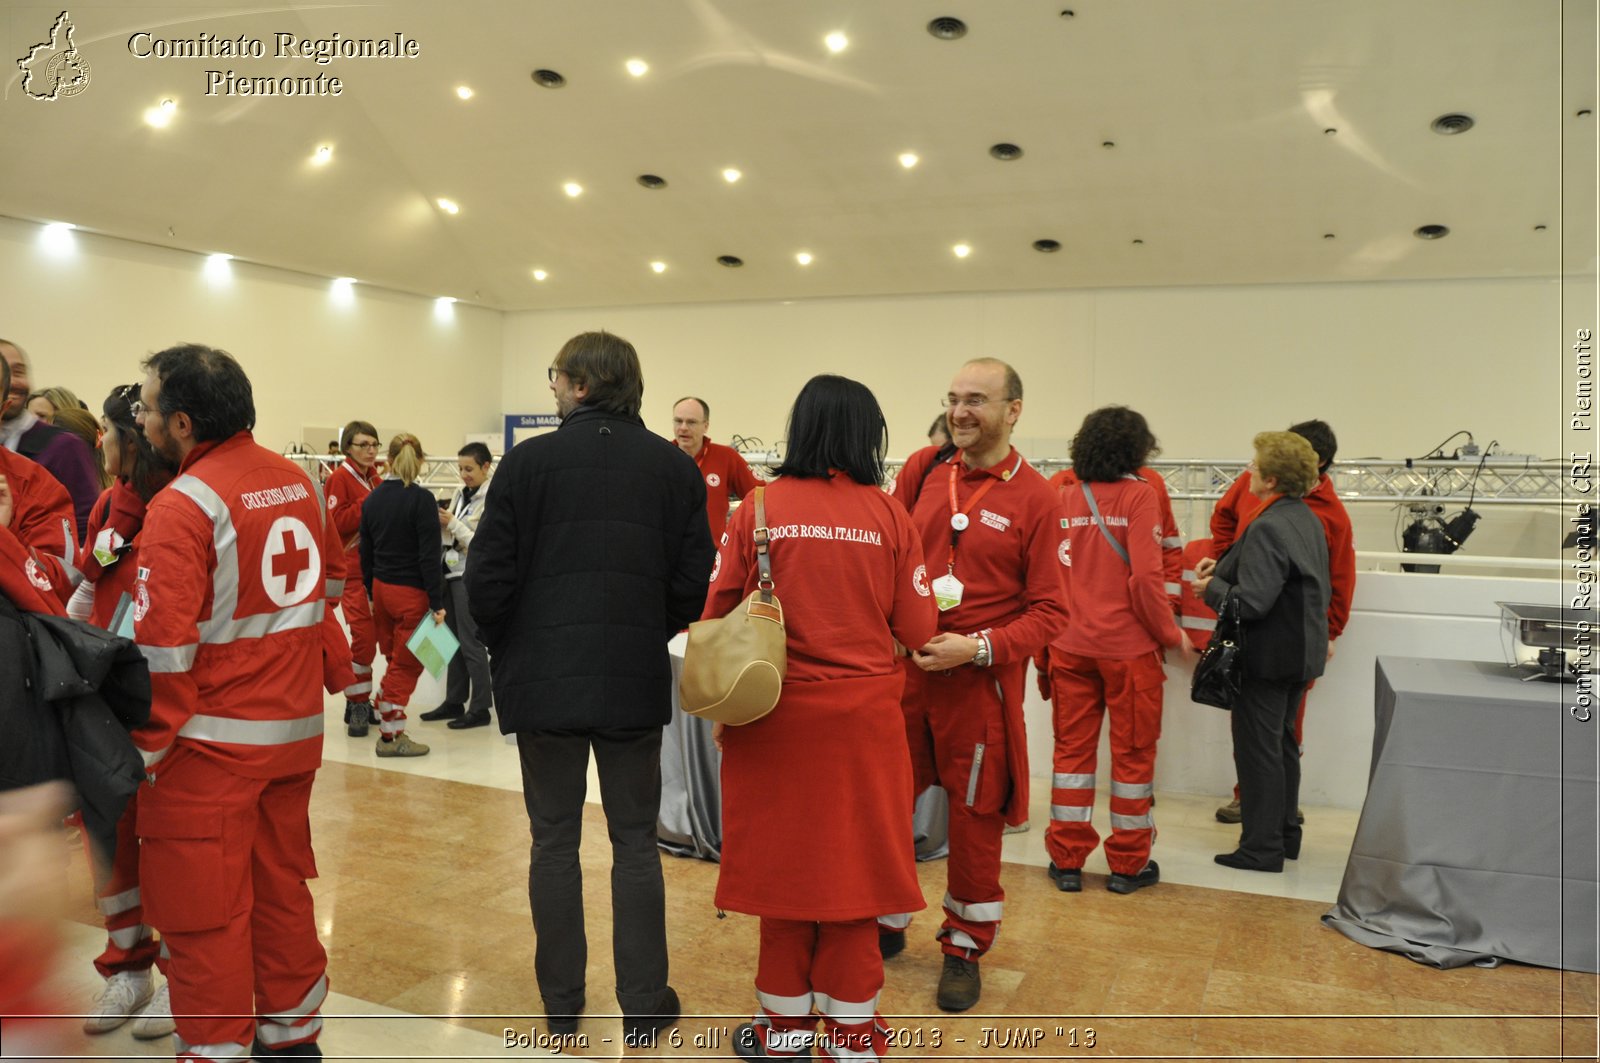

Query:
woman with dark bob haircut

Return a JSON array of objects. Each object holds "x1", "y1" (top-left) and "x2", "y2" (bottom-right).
[
  {"x1": 702, "y1": 375, "x2": 938, "y2": 1060},
  {"x1": 1035, "y1": 406, "x2": 1186, "y2": 896},
  {"x1": 68, "y1": 382, "x2": 179, "y2": 1038},
  {"x1": 1194, "y1": 431, "x2": 1330, "y2": 872}
]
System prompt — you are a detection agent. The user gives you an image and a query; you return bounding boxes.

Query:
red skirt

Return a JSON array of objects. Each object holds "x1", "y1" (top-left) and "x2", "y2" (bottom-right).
[{"x1": 715, "y1": 672, "x2": 928, "y2": 921}]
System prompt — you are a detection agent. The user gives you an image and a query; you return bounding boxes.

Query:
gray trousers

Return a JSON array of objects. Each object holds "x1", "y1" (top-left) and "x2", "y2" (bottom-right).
[{"x1": 445, "y1": 578, "x2": 493, "y2": 714}]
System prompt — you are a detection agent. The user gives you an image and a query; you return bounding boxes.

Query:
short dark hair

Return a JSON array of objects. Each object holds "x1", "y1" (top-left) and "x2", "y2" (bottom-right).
[
  {"x1": 674, "y1": 396, "x2": 710, "y2": 422},
  {"x1": 928, "y1": 412, "x2": 949, "y2": 439},
  {"x1": 103, "y1": 383, "x2": 176, "y2": 501},
  {"x1": 340, "y1": 420, "x2": 378, "y2": 453},
  {"x1": 142, "y1": 343, "x2": 255, "y2": 443},
  {"x1": 1069, "y1": 405, "x2": 1158, "y2": 482},
  {"x1": 553, "y1": 331, "x2": 644, "y2": 417},
  {"x1": 773, "y1": 375, "x2": 887, "y2": 486},
  {"x1": 458, "y1": 442, "x2": 492, "y2": 466},
  {"x1": 1288, "y1": 419, "x2": 1338, "y2": 473}
]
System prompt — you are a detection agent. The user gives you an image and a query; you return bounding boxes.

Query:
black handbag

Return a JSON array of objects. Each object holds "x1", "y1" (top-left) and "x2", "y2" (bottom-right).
[{"x1": 1191, "y1": 591, "x2": 1244, "y2": 709}]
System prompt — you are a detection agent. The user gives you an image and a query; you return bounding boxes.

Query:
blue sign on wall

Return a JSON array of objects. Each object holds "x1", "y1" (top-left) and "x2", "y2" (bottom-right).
[{"x1": 504, "y1": 413, "x2": 560, "y2": 454}]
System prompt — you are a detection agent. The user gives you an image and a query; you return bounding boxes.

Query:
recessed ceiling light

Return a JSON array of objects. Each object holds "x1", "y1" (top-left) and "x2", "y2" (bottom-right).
[
  {"x1": 927, "y1": 17, "x2": 967, "y2": 40},
  {"x1": 1032, "y1": 239, "x2": 1061, "y2": 253},
  {"x1": 898, "y1": 152, "x2": 919, "y2": 169},
  {"x1": 717, "y1": 255, "x2": 744, "y2": 268},
  {"x1": 650, "y1": 260, "x2": 667, "y2": 274},
  {"x1": 331, "y1": 277, "x2": 356, "y2": 304},
  {"x1": 722, "y1": 168, "x2": 742, "y2": 183},
  {"x1": 795, "y1": 251, "x2": 813, "y2": 266},
  {"x1": 952, "y1": 244, "x2": 972, "y2": 258},
  {"x1": 1414, "y1": 224, "x2": 1450, "y2": 240},
  {"x1": 39, "y1": 222, "x2": 75, "y2": 255},
  {"x1": 625, "y1": 58, "x2": 649, "y2": 77},
  {"x1": 435, "y1": 198, "x2": 460, "y2": 214},
  {"x1": 531, "y1": 68, "x2": 566, "y2": 88},
  {"x1": 311, "y1": 144, "x2": 333, "y2": 165},
  {"x1": 203, "y1": 253, "x2": 233, "y2": 283},
  {"x1": 563, "y1": 182, "x2": 584, "y2": 198},
  {"x1": 433, "y1": 296, "x2": 456, "y2": 321},
  {"x1": 824, "y1": 32, "x2": 848, "y2": 53},
  {"x1": 531, "y1": 269, "x2": 548, "y2": 281},
  {"x1": 1431, "y1": 113, "x2": 1474, "y2": 135},
  {"x1": 637, "y1": 174, "x2": 667, "y2": 189},
  {"x1": 989, "y1": 142, "x2": 1023, "y2": 160},
  {"x1": 455, "y1": 85, "x2": 474, "y2": 100}
]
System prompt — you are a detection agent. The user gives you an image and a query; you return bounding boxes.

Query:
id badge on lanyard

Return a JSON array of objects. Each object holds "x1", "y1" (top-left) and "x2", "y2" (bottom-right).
[{"x1": 938, "y1": 458, "x2": 1010, "y2": 612}]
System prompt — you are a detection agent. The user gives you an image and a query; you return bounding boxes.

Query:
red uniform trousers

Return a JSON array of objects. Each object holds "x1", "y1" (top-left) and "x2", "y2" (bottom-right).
[
  {"x1": 339, "y1": 549, "x2": 376, "y2": 705},
  {"x1": 1046, "y1": 651, "x2": 1165, "y2": 876},
  {"x1": 88, "y1": 793, "x2": 162, "y2": 978},
  {"x1": 1231, "y1": 679, "x2": 1312, "y2": 801},
  {"x1": 136, "y1": 749, "x2": 326, "y2": 1060},
  {"x1": 893, "y1": 663, "x2": 1010, "y2": 959},
  {"x1": 372, "y1": 580, "x2": 429, "y2": 733},
  {"x1": 753, "y1": 917, "x2": 890, "y2": 1060}
]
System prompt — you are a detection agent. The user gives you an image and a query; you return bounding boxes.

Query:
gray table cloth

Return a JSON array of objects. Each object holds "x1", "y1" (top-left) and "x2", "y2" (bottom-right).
[{"x1": 1323, "y1": 656, "x2": 1598, "y2": 972}]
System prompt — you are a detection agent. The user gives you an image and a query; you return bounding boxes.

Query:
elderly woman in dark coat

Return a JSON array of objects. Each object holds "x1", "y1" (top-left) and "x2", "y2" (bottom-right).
[{"x1": 1194, "y1": 431, "x2": 1331, "y2": 872}]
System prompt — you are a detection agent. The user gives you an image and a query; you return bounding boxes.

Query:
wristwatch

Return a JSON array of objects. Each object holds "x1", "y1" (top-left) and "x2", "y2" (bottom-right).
[{"x1": 968, "y1": 632, "x2": 992, "y2": 668}]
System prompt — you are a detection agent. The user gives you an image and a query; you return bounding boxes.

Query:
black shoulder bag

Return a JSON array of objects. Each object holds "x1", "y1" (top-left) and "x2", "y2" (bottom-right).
[{"x1": 1190, "y1": 591, "x2": 1244, "y2": 709}]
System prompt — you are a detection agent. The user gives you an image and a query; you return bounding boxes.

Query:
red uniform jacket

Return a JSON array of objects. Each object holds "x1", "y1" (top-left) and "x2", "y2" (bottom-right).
[
  {"x1": 325, "y1": 458, "x2": 381, "y2": 560},
  {"x1": 1051, "y1": 466, "x2": 1183, "y2": 612},
  {"x1": 132, "y1": 433, "x2": 332, "y2": 779},
  {"x1": 1049, "y1": 476, "x2": 1183, "y2": 659},
  {"x1": 1211, "y1": 471, "x2": 1355, "y2": 639},
  {"x1": 74, "y1": 485, "x2": 144, "y2": 629},
  {"x1": 0, "y1": 446, "x2": 78, "y2": 605},
  {"x1": 691, "y1": 438, "x2": 765, "y2": 544}
]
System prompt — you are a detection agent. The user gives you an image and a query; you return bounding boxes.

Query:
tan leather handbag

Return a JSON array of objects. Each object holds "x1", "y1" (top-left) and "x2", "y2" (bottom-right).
[{"x1": 679, "y1": 488, "x2": 787, "y2": 725}]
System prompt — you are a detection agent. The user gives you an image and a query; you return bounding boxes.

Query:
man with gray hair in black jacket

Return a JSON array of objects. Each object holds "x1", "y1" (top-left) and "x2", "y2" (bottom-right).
[{"x1": 466, "y1": 331, "x2": 713, "y2": 1047}]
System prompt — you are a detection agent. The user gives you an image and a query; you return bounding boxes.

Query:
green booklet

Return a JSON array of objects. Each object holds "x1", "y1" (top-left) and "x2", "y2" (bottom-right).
[{"x1": 405, "y1": 611, "x2": 460, "y2": 678}]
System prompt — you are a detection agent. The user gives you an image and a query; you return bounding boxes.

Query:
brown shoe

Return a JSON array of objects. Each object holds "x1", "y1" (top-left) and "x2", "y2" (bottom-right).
[
  {"x1": 1215, "y1": 798, "x2": 1242, "y2": 823},
  {"x1": 375, "y1": 733, "x2": 429, "y2": 757},
  {"x1": 936, "y1": 954, "x2": 981, "y2": 1011}
]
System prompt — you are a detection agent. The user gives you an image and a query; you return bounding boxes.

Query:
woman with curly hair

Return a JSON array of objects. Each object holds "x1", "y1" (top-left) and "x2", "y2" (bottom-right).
[
  {"x1": 1193, "y1": 431, "x2": 1330, "y2": 871},
  {"x1": 1035, "y1": 406, "x2": 1189, "y2": 895}
]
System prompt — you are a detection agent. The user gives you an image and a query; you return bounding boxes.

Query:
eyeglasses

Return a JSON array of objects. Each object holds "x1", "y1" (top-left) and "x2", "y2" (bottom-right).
[
  {"x1": 942, "y1": 395, "x2": 995, "y2": 411},
  {"x1": 547, "y1": 366, "x2": 566, "y2": 382},
  {"x1": 351, "y1": 441, "x2": 379, "y2": 450},
  {"x1": 129, "y1": 399, "x2": 145, "y2": 418}
]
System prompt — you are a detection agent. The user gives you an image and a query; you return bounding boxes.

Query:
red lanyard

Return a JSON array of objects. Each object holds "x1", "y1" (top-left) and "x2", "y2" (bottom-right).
[{"x1": 944, "y1": 454, "x2": 1016, "y2": 571}]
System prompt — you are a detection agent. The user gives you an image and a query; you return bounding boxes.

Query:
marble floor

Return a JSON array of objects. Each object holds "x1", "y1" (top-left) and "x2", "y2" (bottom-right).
[{"x1": 32, "y1": 679, "x2": 1599, "y2": 1062}]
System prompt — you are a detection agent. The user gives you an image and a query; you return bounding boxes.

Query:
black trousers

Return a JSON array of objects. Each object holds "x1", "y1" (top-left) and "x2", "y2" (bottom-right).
[
  {"x1": 516, "y1": 727, "x2": 669, "y2": 1016},
  {"x1": 1230, "y1": 676, "x2": 1308, "y2": 866}
]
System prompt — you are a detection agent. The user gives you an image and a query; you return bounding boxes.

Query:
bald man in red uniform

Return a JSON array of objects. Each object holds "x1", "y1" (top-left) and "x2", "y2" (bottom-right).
[
  {"x1": 671, "y1": 396, "x2": 764, "y2": 544},
  {"x1": 883, "y1": 358, "x2": 1068, "y2": 1013}
]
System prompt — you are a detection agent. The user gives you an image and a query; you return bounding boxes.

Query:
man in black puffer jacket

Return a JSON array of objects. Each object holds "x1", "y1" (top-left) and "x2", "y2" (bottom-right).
[{"x1": 466, "y1": 330, "x2": 713, "y2": 1047}]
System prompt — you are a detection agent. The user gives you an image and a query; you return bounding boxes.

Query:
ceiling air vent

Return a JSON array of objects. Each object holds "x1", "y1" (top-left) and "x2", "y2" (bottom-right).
[
  {"x1": 637, "y1": 174, "x2": 667, "y2": 189},
  {"x1": 1414, "y1": 224, "x2": 1450, "y2": 240},
  {"x1": 1431, "y1": 113, "x2": 1475, "y2": 135},
  {"x1": 1033, "y1": 239, "x2": 1061, "y2": 253},
  {"x1": 717, "y1": 255, "x2": 744, "y2": 268},
  {"x1": 928, "y1": 17, "x2": 968, "y2": 40},
  {"x1": 989, "y1": 142, "x2": 1023, "y2": 160},
  {"x1": 531, "y1": 69, "x2": 566, "y2": 88}
]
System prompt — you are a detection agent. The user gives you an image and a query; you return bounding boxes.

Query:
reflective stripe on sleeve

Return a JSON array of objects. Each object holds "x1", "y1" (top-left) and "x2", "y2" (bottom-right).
[
  {"x1": 1053, "y1": 773, "x2": 1094, "y2": 790},
  {"x1": 942, "y1": 893, "x2": 1002, "y2": 923},
  {"x1": 1164, "y1": 581, "x2": 1182, "y2": 595},
  {"x1": 1110, "y1": 780, "x2": 1154, "y2": 800},
  {"x1": 139, "y1": 644, "x2": 198, "y2": 673},
  {"x1": 1051, "y1": 804, "x2": 1092, "y2": 822},
  {"x1": 178, "y1": 713, "x2": 324, "y2": 746},
  {"x1": 97, "y1": 886, "x2": 141, "y2": 917},
  {"x1": 1162, "y1": 536, "x2": 1185, "y2": 548},
  {"x1": 1180, "y1": 616, "x2": 1216, "y2": 631},
  {"x1": 326, "y1": 579, "x2": 345, "y2": 598},
  {"x1": 1110, "y1": 812, "x2": 1154, "y2": 830},
  {"x1": 140, "y1": 745, "x2": 171, "y2": 770},
  {"x1": 877, "y1": 912, "x2": 911, "y2": 930}
]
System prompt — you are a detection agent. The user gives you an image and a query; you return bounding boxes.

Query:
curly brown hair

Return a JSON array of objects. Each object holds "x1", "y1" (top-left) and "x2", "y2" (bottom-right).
[
  {"x1": 1069, "y1": 406, "x2": 1159, "y2": 482},
  {"x1": 1253, "y1": 431, "x2": 1319, "y2": 497}
]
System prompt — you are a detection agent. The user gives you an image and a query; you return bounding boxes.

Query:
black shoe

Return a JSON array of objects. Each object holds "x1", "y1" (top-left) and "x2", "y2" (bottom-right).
[
  {"x1": 623, "y1": 986, "x2": 680, "y2": 1048},
  {"x1": 252, "y1": 1038, "x2": 322, "y2": 1059},
  {"x1": 878, "y1": 928, "x2": 905, "y2": 959},
  {"x1": 1107, "y1": 860, "x2": 1160, "y2": 894},
  {"x1": 343, "y1": 700, "x2": 369, "y2": 738},
  {"x1": 447, "y1": 708, "x2": 491, "y2": 730},
  {"x1": 1047, "y1": 864, "x2": 1082, "y2": 892},
  {"x1": 733, "y1": 1021, "x2": 813, "y2": 1059},
  {"x1": 419, "y1": 702, "x2": 464, "y2": 722},
  {"x1": 1214, "y1": 850, "x2": 1283, "y2": 873},
  {"x1": 935, "y1": 953, "x2": 981, "y2": 1012},
  {"x1": 544, "y1": 995, "x2": 584, "y2": 1036}
]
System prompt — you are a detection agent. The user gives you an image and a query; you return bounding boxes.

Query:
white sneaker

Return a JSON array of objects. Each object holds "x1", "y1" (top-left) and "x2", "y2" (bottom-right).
[
  {"x1": 82, "y1": 969, "x2": 153, "y2": 1034},
  {"x1": 131, "y1": 980, "x2": 176, "y2": 1040}
]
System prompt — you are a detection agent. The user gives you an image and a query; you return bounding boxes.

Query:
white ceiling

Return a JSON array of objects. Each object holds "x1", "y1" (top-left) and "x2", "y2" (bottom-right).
[{"x1": 2, "y1": 0, "x2": 1594, "y2": 312}]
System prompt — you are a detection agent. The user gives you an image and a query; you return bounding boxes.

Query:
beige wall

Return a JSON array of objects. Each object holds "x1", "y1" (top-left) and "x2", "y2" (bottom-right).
[{"x1": 0, "y1": 216, "x2": 503, "y2": 453}]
